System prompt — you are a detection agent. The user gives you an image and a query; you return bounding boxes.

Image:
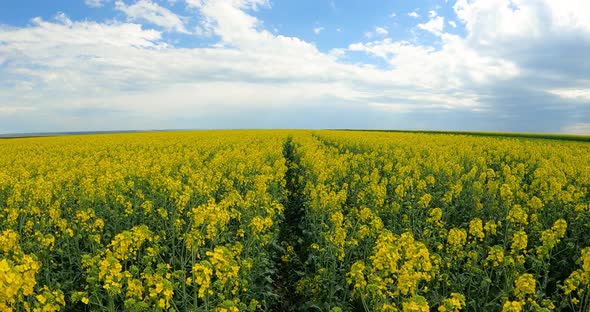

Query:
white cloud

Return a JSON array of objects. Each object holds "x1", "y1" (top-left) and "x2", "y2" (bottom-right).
[
  {"x1": 375, "y1": 27, "x2": 388, "y2": 35},
  {"x1": 2, "y1": 16, "x2": 162, "y2": 49},
  {"x1": 54, "y1": 12, "x2": 73, "y2": 26},
  {"x1": 1, "y1": 0, "x2": 590, "y2": 133},
  {"x1": 562, "y1": 123, "x2": 590, "y2": 135},
  {"x1": 313, "y1": 26, "x2": 324, "y2": 35},
  {"x1": 329, "y1": 48, "x2": 346, "y2": 58},
  {"x1": 0, "y1": 17, "x2": 164, "y2": 99},
  {"x1": 408, "y1": 11, "x2": 420, "y2": 18},
  {"x1": 368, "y1": 91, "x2": 480, "y2": 112},
  {"x1": 548, "y1": 89, "x2": 590, "y2": 101},
  {"x1": 418, "y1": 16, "x2": 444, "y2": 35},
  {"x1": 452, "y1": 0, "x2": 590, "y2": 84},
  {"x1": 185, "y1": 0, "x2": 270, "y2": 12},
  {"x1": 365, "y1": 26, "x2": 388, "y2": 39},
  {"x1": 1, "y1": 0, "x2": 481, "y2": 133},
  {"x1": 84, "y1": 0, "x2": 109, "y2": 8},
  {"x1": 348, "y1": 35, "x2": 518, "y2": 88},
  {"x1": 428, "y1": 10, "x2": 437, "y2": 18},
  {"x1": 0, "y1": 2, "x2": 377, "y2": 115},
  {"x1": 448, "y1": 20, "x2": 457, "y2": 28},
  {"x1": 115, "y1": 0, "x2": 189, "y2": 33},
  {"x1": 454, "y1": 0, "x2": 590, "y2": 46},
  {"x1": 389, "y1": 12, "x2": 396, "y2": 18}
]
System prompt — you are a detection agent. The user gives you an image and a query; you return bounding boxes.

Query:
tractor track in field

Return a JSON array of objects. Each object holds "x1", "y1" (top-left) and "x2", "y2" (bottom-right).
[{"x1": 272, "y1": 136, "x2": 307, "y2": 311}]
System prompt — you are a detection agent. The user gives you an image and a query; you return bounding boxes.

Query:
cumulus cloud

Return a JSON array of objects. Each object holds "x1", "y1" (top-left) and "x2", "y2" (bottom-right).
[
  {"x1": 1, "y1": 2, "x2": 386, "y2": 124},
  {"x1": 365, "y1": 26, "x2": 388, "y2": 39},
  {"x1": 0, "y1": 0, "x2": 589, "y2": 133},
  {"x1": 375, "y1": 27, "x2": 388, "y2": 35},
  {"x1": 408, "y1": 11, "x2": 420, "y2": 18},
  {"x1": 418, "y1": 16, "x2": 444, "y2": 36},
  {"x1": 450, "y1": 0, "x2": 590, "y2": 134},
  {"x1": 348, "y1": 35, "x2": 518, "y2": 88},
  {"x1": 115, "y1": 0, "x2": 189, "y2": 33},
  {"x1": 84, "y1": 0, "x2": 109, "y2": 8},
  {"x1": 347, "y1": 0, "x2": 590, "y2": 132},
  {"x1": 313, "y1": 26, "x2": 324, "y2": 35},
  {"x1": 454, "y1": 0, "x2": 590, "y2": 78}
]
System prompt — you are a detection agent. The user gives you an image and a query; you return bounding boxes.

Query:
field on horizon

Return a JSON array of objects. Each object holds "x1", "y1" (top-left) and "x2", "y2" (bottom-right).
[{"x1": 1, "y1": 130, "x2": 589, "y2": 311}]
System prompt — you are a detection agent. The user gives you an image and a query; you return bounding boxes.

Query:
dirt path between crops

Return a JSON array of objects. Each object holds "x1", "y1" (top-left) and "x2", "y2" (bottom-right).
[{"x1": 272, "y1": 136, "x2": 308, "y2": 311}]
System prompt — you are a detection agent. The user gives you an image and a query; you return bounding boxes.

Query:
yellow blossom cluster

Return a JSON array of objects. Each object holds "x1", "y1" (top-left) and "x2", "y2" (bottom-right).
[{"x1": 0, "y1": 230, "x2": 44, "y2": 311}]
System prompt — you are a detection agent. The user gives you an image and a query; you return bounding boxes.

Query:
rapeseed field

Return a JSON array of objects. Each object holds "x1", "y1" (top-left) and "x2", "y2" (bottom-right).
[{"x1": 1, "y1": 130, "x2": 589, "y2": 311}]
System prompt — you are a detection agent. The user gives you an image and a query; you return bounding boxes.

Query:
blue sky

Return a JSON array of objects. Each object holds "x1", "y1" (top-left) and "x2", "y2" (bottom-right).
[{"x1": 0, "y1": 0, "x2": 589, "y2": 134}]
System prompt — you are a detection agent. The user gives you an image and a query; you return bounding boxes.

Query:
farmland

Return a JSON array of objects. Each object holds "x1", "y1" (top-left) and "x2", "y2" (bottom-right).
[{"x1": 1, "y1": 130, "x2": 589, "y2": 311}]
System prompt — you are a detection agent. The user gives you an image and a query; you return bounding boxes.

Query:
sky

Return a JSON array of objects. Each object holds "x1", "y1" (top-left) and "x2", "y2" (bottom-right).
[{"x1": 0, "y1": 0, "x2": 589, "y2": 134}]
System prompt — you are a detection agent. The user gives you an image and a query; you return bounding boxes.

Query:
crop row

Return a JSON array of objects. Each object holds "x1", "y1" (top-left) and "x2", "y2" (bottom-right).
[
  {"x1": 288, "y1": 131, "x2": 590, "y2": 311},
  {"x1": 1, "y1": 131, "x2": 288, "y2": 311}
]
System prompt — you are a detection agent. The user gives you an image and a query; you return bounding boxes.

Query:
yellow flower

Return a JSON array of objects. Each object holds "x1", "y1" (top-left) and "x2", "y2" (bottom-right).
[
  {"x1": 582, "y1": 247, "x2": 590, "y2": 273},
  {"x1": 500, "y1": 184, "x2": 513, "y2": 203},
  {"x1": 0, "y1": 230, "x2": 20, "y2": 253},
  {"x1": 502, "y1": 300, "x2": 523, "y2": 312},
  {"x1": 330, "y1": 211, "x2": 344, "y2": 226},
  {"x1": 109, "y1": 225, "x2": 152, "y2": 261},
  {"x1": 402, "y1": 296, "x2": 430, "y2": 312},
  {"x1": 143, "y1": 270, "x2": 174, "y2": 309},
  {"x1": 98, "y1": 255, "x2": 123, "y2": 294},
  {"x1": 536, "y1": 221, "x2": 567, "y2": 259},
  {"x1": 0, "y1": 254, "x2": 41, "y2": 307},
  {"x1": 418, "y1": 193, "x2": 432, "y2": 208},
  {"x1": 510, "y1": 230, "x2": 528, "y2": 252},
  {"x1": 438, "y1": 293, "x2": 465, "y2": 312},
  {"x1": 540, "y1": 299, "x2": 555, "y2": 310},
  {"x1": 514, "y1": 273, "x2": 535, "y2": 300},
  {"x1": 361, "y1": 230, "x2": 432, "y2": 302},
  {"x1": 427, "y1": 208, "x2": 443, "y2": 227},
  {"x1": 192, "y1": 261, "x2": 213, "y2": 299},
  {"x1": 347, "y1": 261, "x2": 366, "y2": 293},
  {"x1": 206, "y1": 244, "x2": 242, "y2": 295},
  {"x1": 468, "y1": 218, "x2": 484, "y2": 241},
  {"x1": 447, "y1": 228, "x2": 467, "y2": 248},
  {"x1": 486, "y1": 246, "x2": 505, "y2": 267},
  {"x1": 484, "y1": 221, "x2": 498, "y2": 236},
  {"x1": 33, "y1": 286, "x2": 65, "y2": 312},
  {"x1": 552, "y1": 219, "x2": 567, "y2": 238},
  {"x1": 157, "y1": 207, "x2": 168, "y2": 219},
  {"x1": 527, "y1": 196, "x2": 543, "y2": 210},
  {"x1": 250, "y1": 216, "x2": 273, "y2": 234},
  {"x1": 126, "y1": 278, "x2": 144, "y2": 299},
  {"x1": 507, "y1": 205, "x2": 528, "y2": 226}
]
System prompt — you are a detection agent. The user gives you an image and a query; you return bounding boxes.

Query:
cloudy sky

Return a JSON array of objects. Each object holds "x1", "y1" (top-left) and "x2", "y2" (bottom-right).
[{"x1": 0, "y1": 0, "x2": 589, "y2": 134}]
